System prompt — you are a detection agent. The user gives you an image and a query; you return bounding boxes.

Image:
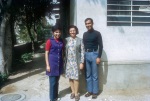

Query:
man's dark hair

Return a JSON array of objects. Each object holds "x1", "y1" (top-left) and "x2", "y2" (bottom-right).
[
  {"x1": 69, "y1": 25, "x2": 79, "y2": 34},
  {"x1": 85, "y1": 18, "x2": 93, "y2": 24},
  {"x1": 51, "y1": 25, "x2": 61, "y2": 32}
]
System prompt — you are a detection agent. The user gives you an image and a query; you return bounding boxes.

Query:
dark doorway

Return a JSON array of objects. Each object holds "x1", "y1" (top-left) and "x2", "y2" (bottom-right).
[{"x1": 59, "y1": 0, "x2": 70, "y2": 38}]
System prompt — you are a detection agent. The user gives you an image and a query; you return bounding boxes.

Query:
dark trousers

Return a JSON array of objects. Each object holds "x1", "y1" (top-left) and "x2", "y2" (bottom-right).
[{"x1": 49, "y1": 76, "x2": 60, "y2": 101}]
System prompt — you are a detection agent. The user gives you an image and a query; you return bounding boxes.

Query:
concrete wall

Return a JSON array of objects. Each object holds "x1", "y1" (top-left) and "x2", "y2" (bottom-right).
[
  {"x1": 70, "y1": 0, "x2": 150, "y2": 90},
  {"x1": 70, "y1": 0, "x2": 77, "y2": 25}
]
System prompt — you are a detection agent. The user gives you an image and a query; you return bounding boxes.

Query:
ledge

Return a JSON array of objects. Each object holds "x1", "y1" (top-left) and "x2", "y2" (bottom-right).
[{"x1": 100, "y1": 60, "x2": 150, "y2": 66}]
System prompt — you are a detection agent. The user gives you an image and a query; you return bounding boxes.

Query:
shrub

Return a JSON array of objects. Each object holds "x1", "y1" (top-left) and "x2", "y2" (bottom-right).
[
  {"x1": 0, "y1": 73, "x2": 9, "y2": 88},
  {"x1": 21, "y1": 52, "x2": 33, "y2": 63}
]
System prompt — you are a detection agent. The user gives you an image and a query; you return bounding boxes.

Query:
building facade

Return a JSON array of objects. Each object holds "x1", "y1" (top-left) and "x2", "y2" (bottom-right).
[{"x1": 70, "y1": 0, "x2": 150, "y2": 90}]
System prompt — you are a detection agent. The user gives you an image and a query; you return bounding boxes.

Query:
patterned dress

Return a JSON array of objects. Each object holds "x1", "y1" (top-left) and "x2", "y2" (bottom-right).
[{"x1": 65, "y1": 37, "x2": 84, "y2": 80}]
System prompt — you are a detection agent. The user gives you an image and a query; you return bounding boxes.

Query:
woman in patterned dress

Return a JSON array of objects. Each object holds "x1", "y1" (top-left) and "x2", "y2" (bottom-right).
[{"x1": 64, "y1": 25, "x2": 84, "y2": 101}]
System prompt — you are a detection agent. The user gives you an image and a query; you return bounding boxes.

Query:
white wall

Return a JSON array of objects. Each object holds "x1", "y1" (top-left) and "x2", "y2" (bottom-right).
[{"x1": 75, "y1": 0, "x2": 150, "y2": 63}]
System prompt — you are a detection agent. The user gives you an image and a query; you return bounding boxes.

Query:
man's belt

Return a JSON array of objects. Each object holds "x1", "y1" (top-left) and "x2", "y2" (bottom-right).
[{"x1": 85, "y1": 49, "x2": 97, "y2": 52}]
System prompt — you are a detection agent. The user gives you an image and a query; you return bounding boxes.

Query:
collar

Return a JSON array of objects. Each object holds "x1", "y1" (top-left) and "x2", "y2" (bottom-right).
[
  {"x1": 87, "y1": 28, "x2": 94, "y2": 32},
  {"x1": 51, "y1": 37, "x2": 60, "y2": 42},
  {"x1": 70, "y1": 36, "x2": 77, "y2": 40}
]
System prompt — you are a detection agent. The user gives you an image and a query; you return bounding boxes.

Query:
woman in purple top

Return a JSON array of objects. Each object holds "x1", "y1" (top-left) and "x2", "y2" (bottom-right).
[{"x1": 45, "y1": 25, "x2": 63, "y2": 101}]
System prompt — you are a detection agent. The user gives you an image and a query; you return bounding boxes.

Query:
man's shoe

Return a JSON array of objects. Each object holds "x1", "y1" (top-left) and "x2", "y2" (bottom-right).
[
  {"x1": 92, "y1": 94, "x2": 98, "y2": 99},
  {"x1": 85, "y1": 92, "x2": 92, "y2": 97}
]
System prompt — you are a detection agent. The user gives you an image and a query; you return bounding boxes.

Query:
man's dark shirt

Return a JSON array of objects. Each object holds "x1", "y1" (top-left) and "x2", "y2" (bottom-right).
[{"x1": 83, "y1": 29, "x2": 103, "y2": 58}]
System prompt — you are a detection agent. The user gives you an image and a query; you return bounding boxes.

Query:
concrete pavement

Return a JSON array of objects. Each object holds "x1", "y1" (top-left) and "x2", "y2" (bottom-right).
[
  {"x1": 1, "y1": 71, "x2": 150, "y2": 101},
  {"x1": 0, "y1": 53, "x2": 150, "y2": 101}
]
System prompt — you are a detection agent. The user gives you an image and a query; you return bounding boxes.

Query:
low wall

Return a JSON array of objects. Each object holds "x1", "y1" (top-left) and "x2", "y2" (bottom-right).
[
  {"x1": 79, "y1": 63, "x2": 150, "y2": 92},
  {"x1": 13, "y1": 42, "x2": 42, "y2": 59},
  {"x1": 14, "y1": 43, "x2": 32, "y2": 59},
  {"x1": 102, "y1": 63, "x2": 150, "y2": 90}
]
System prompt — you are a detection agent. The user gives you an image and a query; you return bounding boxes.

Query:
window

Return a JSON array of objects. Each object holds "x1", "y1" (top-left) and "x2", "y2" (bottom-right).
[{"x1": 107, "y1": 0, "x2": 150, "y2": 26}]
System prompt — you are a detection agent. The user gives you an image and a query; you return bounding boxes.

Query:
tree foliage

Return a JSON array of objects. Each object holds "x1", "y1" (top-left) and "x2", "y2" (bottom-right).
[
  {"x1": 9, "y1": 0, "x2": 53, "y2": 23},
  {"x1": 1, "y1": 0, "x2": 54, "y2": 44},
  {"x1": 11, "y1": 0, "x2": 53, "y2": 42}
]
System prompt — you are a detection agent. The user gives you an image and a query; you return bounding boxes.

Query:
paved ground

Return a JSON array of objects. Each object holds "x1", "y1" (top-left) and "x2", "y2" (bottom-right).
[{"x1": 0, "y1": 53, "x2": 150, "y2": 101}]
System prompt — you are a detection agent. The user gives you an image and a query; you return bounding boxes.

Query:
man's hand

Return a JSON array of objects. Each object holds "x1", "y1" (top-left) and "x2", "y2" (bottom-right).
[
  {"x1": 46, "y1": 66, "x2": 50, "y2": 72},
  {"x1": 79, "y1": 63, "x2": 84, "y2": 70},
  {"x1": 96, "y1": 58, "x2": 101, "y2": 64}
]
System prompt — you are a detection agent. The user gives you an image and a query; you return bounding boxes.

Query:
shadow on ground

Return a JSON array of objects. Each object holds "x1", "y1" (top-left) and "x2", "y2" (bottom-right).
[
  {"x1": 2, "y1": 51, "x2": 45, "y2": 88},
  {"x1": 59, "y1": 87, "x2": 70, "y2": 97}
]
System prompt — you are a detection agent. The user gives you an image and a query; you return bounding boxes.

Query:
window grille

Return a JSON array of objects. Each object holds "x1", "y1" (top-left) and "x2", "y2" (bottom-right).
[{"x1": 107, "y1": 0, "x2": 150, "y2": 26}]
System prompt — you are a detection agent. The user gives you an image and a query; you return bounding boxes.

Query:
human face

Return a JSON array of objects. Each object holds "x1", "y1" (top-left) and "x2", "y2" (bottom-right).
[
  {"x1": 53, "y1": 29, "x2": 61, "y2": 39},
  {"x1": 85, "y1": 20, "x2": 93, "y2": 30},
  {"x1": 69, "y1": 28, "x2": 76, "y2": 38}
]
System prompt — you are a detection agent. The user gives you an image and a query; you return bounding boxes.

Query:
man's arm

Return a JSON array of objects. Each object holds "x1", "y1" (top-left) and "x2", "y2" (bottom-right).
[
  {"x1": 83, "y1": 32, "x2": 86, "y2": 47},
  {"x1": 98, "y1": 32, "x2": 103, "y2": 58}
]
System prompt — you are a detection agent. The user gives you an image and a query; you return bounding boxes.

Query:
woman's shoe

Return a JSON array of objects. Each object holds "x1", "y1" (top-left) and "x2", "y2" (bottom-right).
[
  {"x1": 70, "y1": 93, "x2": 75, "y2": 99},
  {"x1": 75, "y1": 94, "x2": 80, "y2": 101},
  {"x1": 56, "y1": 98, "x2": 61, "y2": 101}
]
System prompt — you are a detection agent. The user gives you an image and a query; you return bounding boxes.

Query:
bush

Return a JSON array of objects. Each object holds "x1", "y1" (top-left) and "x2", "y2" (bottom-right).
[
  {"x1": 21, "y1": 52, "x2": 33, "y2": 63},
  {"x1": 0, "y1": 73, "x2": 8, "y2": 88}
]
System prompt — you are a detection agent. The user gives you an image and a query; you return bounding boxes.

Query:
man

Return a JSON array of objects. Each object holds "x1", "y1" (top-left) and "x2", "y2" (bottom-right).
[{"x1": 83, "y1": 18, "x2": 103, "y2": 99}]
